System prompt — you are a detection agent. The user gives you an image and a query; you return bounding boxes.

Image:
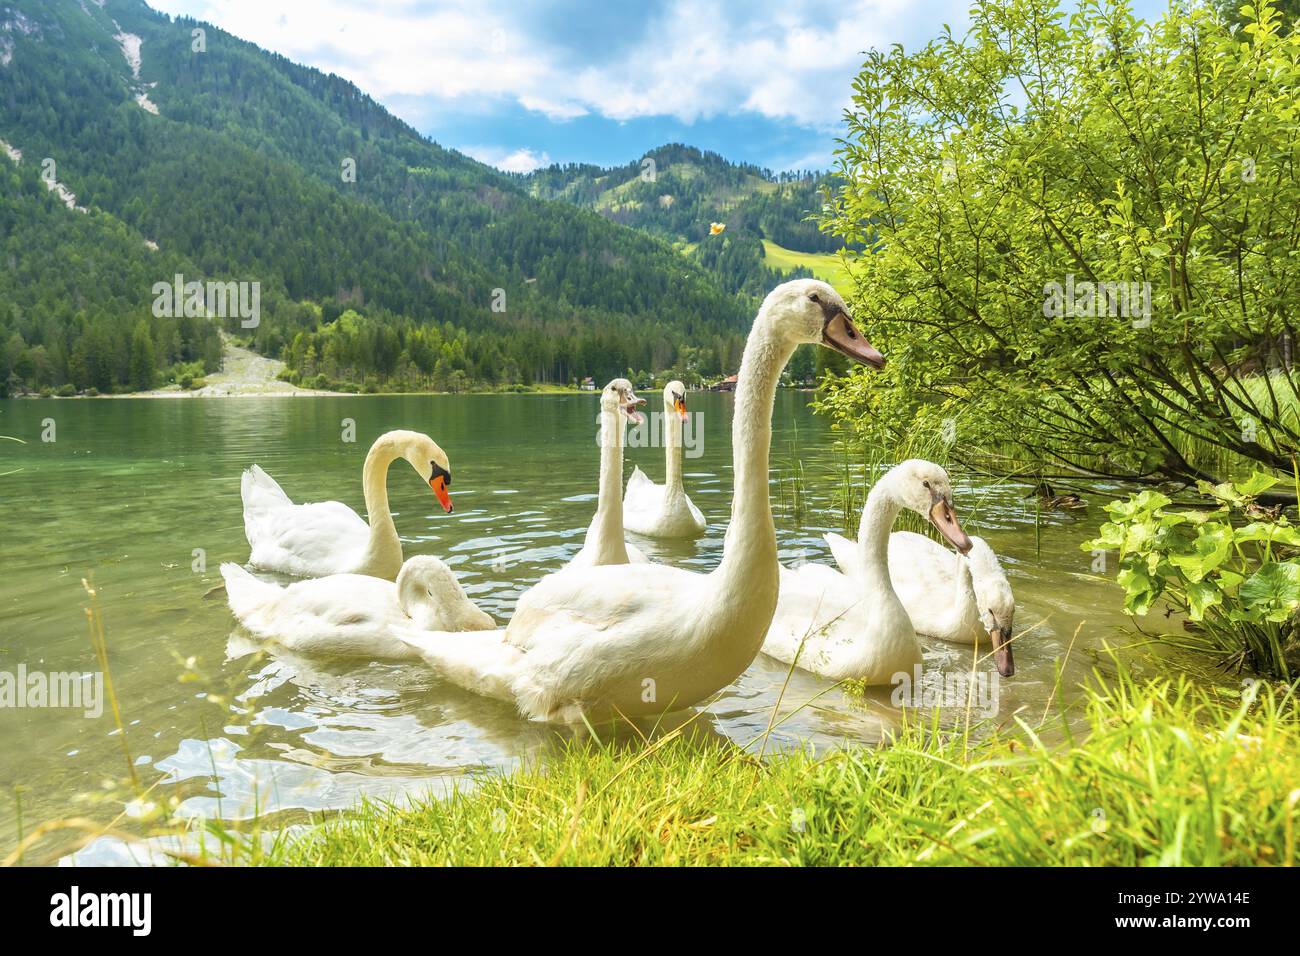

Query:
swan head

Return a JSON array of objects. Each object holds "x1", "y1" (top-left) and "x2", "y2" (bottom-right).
[
  {"x1": 601, "y1": 378, "x2": 646, "y2": 425},
  {"x1": 664, "y1": 380, "x2": 688, "y2": 422},
  {"x1": 760, "y1": 279, "x2": 884, "y2": 369},
  {"x1": 396, "y1": 431, "x2": 453, "y2": 514},
  {"x1": 969, "y1": 537, "x2": 1015, "y2": 677},
  {"x1": 888, "y1": 459, "x2": 973, "y2": 555},
  {"x1": 396, "y1": 555, "x2": 485, "y2": 630}
]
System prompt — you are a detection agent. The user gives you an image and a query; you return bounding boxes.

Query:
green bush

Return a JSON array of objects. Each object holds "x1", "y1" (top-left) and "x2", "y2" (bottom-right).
[
  {"x1": 1084, "y1": 474, "x2": 1300, "y2": 678},
  {"x1": 55, "y1": 384, "x2": 76, "y2": 397}
]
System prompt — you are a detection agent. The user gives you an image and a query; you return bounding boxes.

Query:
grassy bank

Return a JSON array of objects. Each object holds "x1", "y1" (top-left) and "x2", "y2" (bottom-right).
[{"x1": 260, "y1": 673, "x2": 1300, "y2": 867}]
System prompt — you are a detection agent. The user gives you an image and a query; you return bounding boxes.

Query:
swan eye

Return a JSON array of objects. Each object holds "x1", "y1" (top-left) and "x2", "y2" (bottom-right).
[
  {"x1": 923, "y1": 480, "x2": 931, "y2": 489},
  {"x1": 809, "y1": 293, "x2": 821, "y2": 303}
]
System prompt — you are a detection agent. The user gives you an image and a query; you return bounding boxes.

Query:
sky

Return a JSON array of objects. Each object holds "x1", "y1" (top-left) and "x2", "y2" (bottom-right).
[{"x1": 146, "y1": 0, "x2": 1172, "y2": 174}]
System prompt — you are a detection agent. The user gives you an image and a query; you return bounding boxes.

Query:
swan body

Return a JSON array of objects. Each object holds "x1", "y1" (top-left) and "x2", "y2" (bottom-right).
[
  {"x1": 242, "y1": 430, "x2": 453, "y2": 580},
  {"x1": 622, "y1": 381, "x2": 706, "y2": 539},
  {"x1": 399, "y1": 279, "x2": 886, "y2": 722},
  {"x1": 220, "y1": 555, "x2": 494, "y2": 659},
  {"x1": 826, "y1": 529, "x2": 1016, "y2": 675},
  {"x1": 763, "y1": 460, "x2": 973, "y2": 684},
  {"x1": 566, "y1": 379, "x2": 650, "y2": 569}
]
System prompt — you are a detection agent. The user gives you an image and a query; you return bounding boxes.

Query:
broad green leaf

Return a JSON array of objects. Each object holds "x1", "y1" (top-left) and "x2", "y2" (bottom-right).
[
  {"x1": 1239, "y1": 562, "x2": 1300, "y2": 616},
  {"x1": 1233, "y1": 473, "x2": 1280, "y2": 498},
  {"x1": 1185, "y1": 580, "x2": 1223, "y2": 622}
]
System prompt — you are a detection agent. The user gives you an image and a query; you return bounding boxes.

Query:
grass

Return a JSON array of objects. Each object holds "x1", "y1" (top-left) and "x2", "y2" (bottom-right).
[
  {"x1": 256, "y1": 670, "x2": 1300, "y2": 867},
  {"x1": 761, "y1": 239, "x2": 854, "y2": 296}
]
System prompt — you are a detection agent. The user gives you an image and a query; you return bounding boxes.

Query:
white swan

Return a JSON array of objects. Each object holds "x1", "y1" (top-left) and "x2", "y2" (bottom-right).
[
  {"x1": 565, "y1": 378, "x2": 650, "y2": 568},
  {"x1": 826, "y1": 530, "x2": 1015, "y2": 675},
  {"x1": 762, "y1": 460, "x2": 973, "y2": 684},
  {"x1": 220, "y1": 555, "x2": 494, "y2": 660},
  {"x1": 622, "y1": 381, "x2": 707, "y2": 539},
  {"x1": 398, "y1": 279, "x2": 885, "y2": 722},
  {"x1": 241, "y1": 430, "x2": 452, "y2": 580}
]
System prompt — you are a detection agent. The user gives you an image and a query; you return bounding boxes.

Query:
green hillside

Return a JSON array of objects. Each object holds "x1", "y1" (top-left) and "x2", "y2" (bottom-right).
[
  {"x1": 760, "y1": 240, "x2": 854, "y2": 297},
  {"x1": 525, "y1": 144, "x2": 849, "y2": 299},
  {"x1": 0, "y1": 0, "x2": 757, "y2": 395}
]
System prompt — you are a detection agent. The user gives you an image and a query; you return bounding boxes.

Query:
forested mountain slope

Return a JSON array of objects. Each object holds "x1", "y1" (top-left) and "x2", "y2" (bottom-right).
[{"x1": 0, "y1": 0, "x2": 787, "y2": 393}]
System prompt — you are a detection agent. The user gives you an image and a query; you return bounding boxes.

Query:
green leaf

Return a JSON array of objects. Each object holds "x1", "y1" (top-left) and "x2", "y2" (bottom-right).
[
  {"x1": 1185, "y1": 580, "x2": 1223, "y2": 622},
  {"x1": 1239, "y1": 562, "x2": 1300, "y2": 618},
  {"x1": 1233, "y1": 473, "x2": 1280, "y2": 498}
]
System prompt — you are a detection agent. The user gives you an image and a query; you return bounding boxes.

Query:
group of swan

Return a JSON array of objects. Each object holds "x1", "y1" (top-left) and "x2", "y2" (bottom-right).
[{"x1": 220, "y1": 278, "x2": 1015, "y2": 725}]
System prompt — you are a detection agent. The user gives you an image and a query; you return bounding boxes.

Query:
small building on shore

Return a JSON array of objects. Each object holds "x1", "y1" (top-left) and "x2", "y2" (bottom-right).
[{"x1": 710, "y1": 374, "x2": 739, "y2": 392}]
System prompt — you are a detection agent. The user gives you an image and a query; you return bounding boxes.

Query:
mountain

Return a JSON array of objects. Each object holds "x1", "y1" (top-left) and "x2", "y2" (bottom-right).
[
  {"x1": 0, "y1": 0, "x2": 799, "y2": 395},
  {"x1": 524, "y1": 144, "x2": 848, "y2": 299}
]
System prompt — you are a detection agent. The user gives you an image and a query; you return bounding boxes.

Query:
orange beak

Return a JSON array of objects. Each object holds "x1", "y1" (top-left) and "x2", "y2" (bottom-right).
[
  {"x1": 430, "y1": 475, "x2": 452, "y2": 513},
  {"x1": 674, "y1": 398, "x2": 688, "y2": 422}
]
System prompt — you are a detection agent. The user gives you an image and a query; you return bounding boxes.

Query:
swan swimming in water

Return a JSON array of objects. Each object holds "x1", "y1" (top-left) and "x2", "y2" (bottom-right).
[
  {"x1": 762, "y1": 460, "x2": 973, "y2": 684},
  {"x1": 220, "y1": 555, "x2": 494, "y2": 660},
  {"x1": 825, "y1": 530, "x2": 1015, "y2": 676},
  {"x1": 565, "y1": 378, "x2": 649, "y2": 568},
  {"x1": 399, "y1": 279, "x2": 885, "y2": 722},
  {"x1": 622, "y1": 380, "x2": 707, "y2": 539},
  {"x1": 241, "y1": 430, "x2": 453, "y2": 580}
]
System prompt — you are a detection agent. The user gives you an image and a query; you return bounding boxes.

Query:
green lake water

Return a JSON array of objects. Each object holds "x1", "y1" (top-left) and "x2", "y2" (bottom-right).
[{"x1": 0, "y1": 392, "x2": 1173, "y2": 864}]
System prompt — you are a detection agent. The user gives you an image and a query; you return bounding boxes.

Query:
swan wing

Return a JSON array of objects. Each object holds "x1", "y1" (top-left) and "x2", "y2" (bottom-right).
[
  {"x1": 887, "y1": 531, "x2": 960, "y2": 596},
  {"x1": 823, "y1": 532, "x2": 861, "y2": 577},
  {"x1": 397, "y1": 628, "x2": 521, "y2": 702},
  {"x1": 246, "y1": 498, "x2": 371, "y2": 576},
  {"x1": 621, "y1": 466, "x2": 665, "y2": 533},
  {"x1": 221, "y1": 563, "x2": 417, "y2": 659},
  {"x1": 763, "y1": 563, "x2": 864, "y2": 668},
  {"x1": 502, "y1": 562, "x2": 715, "y2": 718}
]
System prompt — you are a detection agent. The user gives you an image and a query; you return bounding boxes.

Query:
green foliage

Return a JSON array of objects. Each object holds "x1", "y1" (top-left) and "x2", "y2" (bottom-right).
[
  {"x1": 1083, "y1": 474, "x2": 1300, "y2": 677},
  {"x1": 820, "y1": 0, "x2": 1300, "y2": 488},
  {"x1": 257, "y1": 673, "x2": 1300, "y2": 867}
]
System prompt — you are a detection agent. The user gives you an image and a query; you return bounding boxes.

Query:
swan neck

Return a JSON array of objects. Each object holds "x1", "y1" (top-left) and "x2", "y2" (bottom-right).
[
  {"x1": 856, "y1": 480, "x2": 902, "y2": 590},
  {"x1": 717, "y1": 318, "x2": 791, "y2": 580},
  {"x1": 590, "y1": 403, "x2": 629, "y2": 563},
  {"x1": 663, "y1": 401, "x2": 684, "y2": 495},
  {"x1": 359, "y1": 435, "x2": 402, "y2": 569}
]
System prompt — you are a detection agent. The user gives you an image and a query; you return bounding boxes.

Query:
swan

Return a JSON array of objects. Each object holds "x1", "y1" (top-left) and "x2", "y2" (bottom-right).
[
  {"x1": 825, "y1": 530, "x2": 1016, "y2": 676},
  {"x1": 830, "y1": 529, "x2": 1016, "y2": 674},
  {"x1": 241, "y1": 430, "x2": 452, "y2": 580},
  {"x1": 220, "y1": 555, "x2": 495, "y2": 660},
  {"x1": 565, "y1": 379, "x2": 650, "y2": 568},
  {"x1": 397, "y1": 278, "x2": 885, "y2": 722},
  {"x1": 762, "y1": 460, "x2": 973, "y2": 684},
  {"x1": 622, "y1": 381, "x2": 707, "y2": 539}
]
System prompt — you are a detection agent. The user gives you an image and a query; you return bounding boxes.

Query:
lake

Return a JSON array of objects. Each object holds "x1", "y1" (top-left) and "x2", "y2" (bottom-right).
[{"x1": 0, "y1": 391, "x2": 1171, "y2": 864}]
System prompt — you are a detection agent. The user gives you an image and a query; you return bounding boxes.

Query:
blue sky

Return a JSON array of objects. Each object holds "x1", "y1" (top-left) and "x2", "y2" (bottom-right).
[{"x1": 148, "y1": 0, "x2": 1172, "y2": 173}]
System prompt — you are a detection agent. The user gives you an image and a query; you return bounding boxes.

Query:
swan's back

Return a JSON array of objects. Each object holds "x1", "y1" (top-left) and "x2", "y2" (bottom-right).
[
  {"x1": 240, "y1": 465, "x2": 373, "y2": 576},
  {"x1": 765, "y1": 562, "x2": 919, "y2": 684},
  {"x1": 221, "y1": 562, "x2": 421, "y2": 659}
]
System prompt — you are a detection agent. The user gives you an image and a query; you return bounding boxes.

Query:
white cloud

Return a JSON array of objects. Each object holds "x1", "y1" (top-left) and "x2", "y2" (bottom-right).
[
  {"x1": 463, "y1": 145, "x2": 552, "y2": 173},
  {"x1": 148, "y1": 0, "x2": 966, "y2": 131}
]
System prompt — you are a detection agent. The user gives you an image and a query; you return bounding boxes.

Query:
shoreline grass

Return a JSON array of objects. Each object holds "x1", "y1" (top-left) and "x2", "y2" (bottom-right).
[{"x1": 256, "y1": 671, "x2": 1300, "y2": 867}]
